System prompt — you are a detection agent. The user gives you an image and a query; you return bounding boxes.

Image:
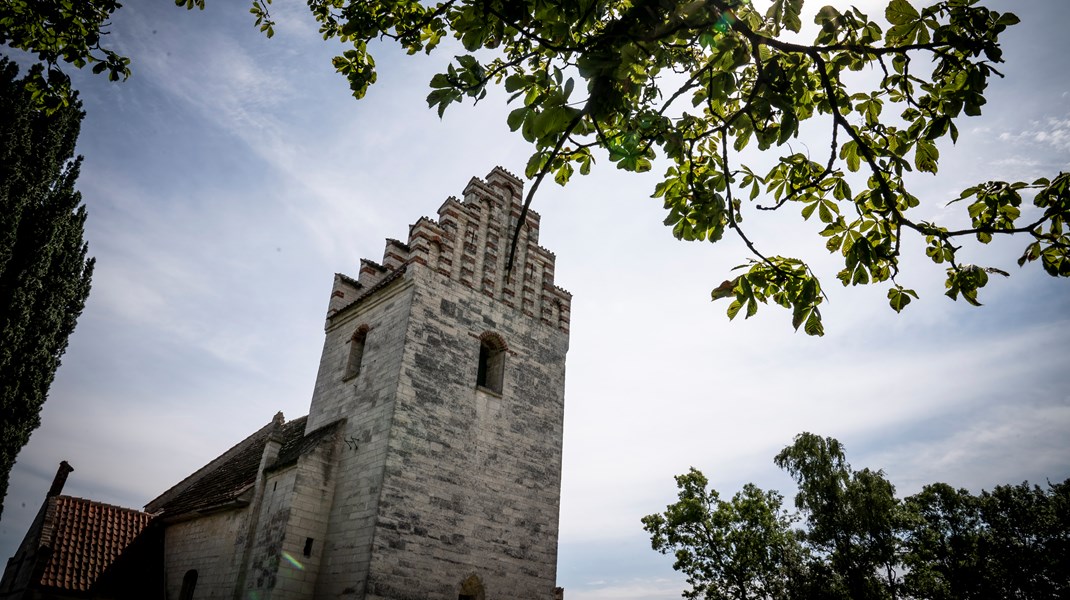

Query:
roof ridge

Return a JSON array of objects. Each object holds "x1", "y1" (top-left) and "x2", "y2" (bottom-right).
[
  {"x1": 148, "y1": 414, "x2": 311, "y2": 518},
  {"x1": 56, "y1": 495, "x2": 153, "y2": 515},
  {"x1": 144, "y1": 415, "x2": 282, "y2": 512}
]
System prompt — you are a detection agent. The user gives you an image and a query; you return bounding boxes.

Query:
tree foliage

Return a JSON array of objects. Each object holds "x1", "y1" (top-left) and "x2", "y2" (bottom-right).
[
  {"x1": 0, "y1": 0, "x2": 128, "y2": 109},
  {"x1": 641, "y1": 469, "x2": 803, "y2": 600},
  {"x1": 644, "y1": 432, "x2": 1070, "y2": 600},
  {"x1": 774, "y1": 434, "x2": 901, "y2": 598},
  {"x1": 0, "y1": 58, "x2": 94, "y2": 520},
  {"x1": 261, "y1": 0, "x2": 1067, "y2": 334}
]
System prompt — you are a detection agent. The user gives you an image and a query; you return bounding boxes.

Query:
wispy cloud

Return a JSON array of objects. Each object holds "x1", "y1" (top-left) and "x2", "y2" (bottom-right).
[
  {"x1": 568, "y1": 578, "x2": 687, "y2": 600},
  {"x1": 998, "y1": 115, "x2": 1070, "y2": 153}
]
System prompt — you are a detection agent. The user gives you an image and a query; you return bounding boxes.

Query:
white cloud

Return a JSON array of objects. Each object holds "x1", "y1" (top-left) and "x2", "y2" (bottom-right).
[{"x1": 998, "y1": 116, "x2": 1070, "y2": 153}]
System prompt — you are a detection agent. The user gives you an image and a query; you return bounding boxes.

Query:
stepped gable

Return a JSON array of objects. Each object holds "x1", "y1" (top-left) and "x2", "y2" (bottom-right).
[
  {"x1": 328, "y1": 167, "x2": 572, "y2": 333},
  {"x1": 145, "y1": 414, "x2": 312, "y2": 518},
  {"x1": 36, "y1": 496, "x2": 154, "y2": 592}
]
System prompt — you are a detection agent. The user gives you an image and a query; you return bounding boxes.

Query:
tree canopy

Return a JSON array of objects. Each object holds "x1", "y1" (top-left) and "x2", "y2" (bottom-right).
[
  {"x1": 0, "y1": 59, "x2": 94, "y2": 520},
  {"x1": 641, "y1": 469, "x2": 802, "y2": 600},
  {"x1": 4, "y1": 0, "x2": 1068, "y2": 334},
  {"x1": 643, "y1": 432, "x2": 1070, "y2": 599}
]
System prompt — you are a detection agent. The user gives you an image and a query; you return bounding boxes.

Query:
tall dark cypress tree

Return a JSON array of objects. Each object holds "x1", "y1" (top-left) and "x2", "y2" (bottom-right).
[{"x1": 0, "y1": 58, "x2": 94, "y2": 520}]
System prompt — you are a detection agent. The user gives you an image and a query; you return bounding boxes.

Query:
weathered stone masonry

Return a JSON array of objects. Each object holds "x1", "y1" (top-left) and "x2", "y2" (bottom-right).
[{"x1": 309, "y1": 166, "x2": 571, "y2": 599}]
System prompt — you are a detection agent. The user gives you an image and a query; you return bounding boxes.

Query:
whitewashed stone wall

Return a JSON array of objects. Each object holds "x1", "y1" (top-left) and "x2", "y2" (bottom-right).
[
  {"x1": 245, "y1": 468, "x2": 298, "y2": 594},
  {"x1": 163, "y1": 511, "x2": 244, "y2": 599},
  {"x1": 242, "y1": 425, "x2": 340, "y2": 600},
  {"x1": 309, "y1": 280, "x2": 418, "y2": 598}
]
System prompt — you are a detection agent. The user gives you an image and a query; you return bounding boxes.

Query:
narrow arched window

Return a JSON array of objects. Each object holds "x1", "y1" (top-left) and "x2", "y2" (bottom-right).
[
  {"x1": 476, "y1": 334, "x2": 506, "y2": 394},
  {"x1": 179, "y1": 569, "x2": 198, "y2": 600},
  {"x1": 344, "y1": 325, "x2": 370, "y2": 380}
]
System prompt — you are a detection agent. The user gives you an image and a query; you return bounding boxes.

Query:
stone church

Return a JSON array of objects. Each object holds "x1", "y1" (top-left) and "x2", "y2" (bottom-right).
[{"x1": 0, "y1": 167, "x2": 571, "y2": 599}]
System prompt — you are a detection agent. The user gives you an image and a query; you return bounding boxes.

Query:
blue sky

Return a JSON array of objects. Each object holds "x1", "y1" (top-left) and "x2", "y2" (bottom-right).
[{"x1": 2, "y1": 1, "x2": 1069, "y2": 598}]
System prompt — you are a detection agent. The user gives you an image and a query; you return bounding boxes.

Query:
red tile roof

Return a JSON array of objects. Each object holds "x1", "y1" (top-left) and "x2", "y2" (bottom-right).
[{"x1": 38, "y1": 496, "x2": 153, "y2": 592}]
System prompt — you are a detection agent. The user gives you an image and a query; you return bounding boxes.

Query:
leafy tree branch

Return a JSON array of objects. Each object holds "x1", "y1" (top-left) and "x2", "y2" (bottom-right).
[
  {"x1": 0, "y1": 0, "x2": 129, "y2": 110},
  {"x1": 277, "y1": 0, "x2": 1062, "y2": 334}
]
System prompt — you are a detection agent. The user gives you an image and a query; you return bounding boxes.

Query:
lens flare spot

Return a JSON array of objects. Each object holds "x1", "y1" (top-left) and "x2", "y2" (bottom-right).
[
  {"x1": 281, "y1": 550, "x2": 305, "y2": 571},
  {"x1": 714, "y1": 12, "x2": 736, "y2": 34}
]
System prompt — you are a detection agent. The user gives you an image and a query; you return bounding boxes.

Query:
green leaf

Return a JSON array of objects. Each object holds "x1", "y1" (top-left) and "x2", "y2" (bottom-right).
[
  {"x1": 915, "y1": 139, "x2": 939, "y2": 173},
  {"x1": 996, "y1": 12, "x2": 1021, "y2": 27},
  {"x1": 783, "y1": 0, "x2": 804, "y2": 32},
  {"x1": 818, "y1": 201, "x2": 834, "y2": 224},
  {"x1": 429, "y1": 73, "x2": 451, "y2": 89},
  {"x1": 791, "y1": 304, "x2": 808, "y2": 331},
  {"x1": 507, "y1": 107, "x2": 527, "y2": 131},
  {"x1": 504, "y1": 74, "x2": 526, "y2": 93},
  {"x1": 841, "y1": 141, "x2": 861, "y2": 172},
  {"x1": 554, "y1": 162, "x2": 573, "y2": 186},
  {"x1": 885, "y1": 0, "x2": 919, "y2": 26},
  {"x1": 525, "y1": 152, "x2": 547, "y2": 178},
  {"x1": 804, "y1": 309, "x2": 824, "y2": 336},
  {"x1": 727, "y1": 299, "x2": 744, "y2": 320},
  {"x1": 887, "y1": 286, "x2": 916, "y2": 312},
  {"x1": 766, "y1": 0, "x2": 803, "y2": 33},
  {"x1": 711, "y1": 279, "x2": 737, "y2": 301},
  {"x1": 886, "y1": 22, "x2": 919, "y2": 45},
  {"x1": 1018, "y1": 241, "x2": 1041, "y2": 267},
  {"x1": 815, "y1": 6, "x2": 842, "y2": 31}
]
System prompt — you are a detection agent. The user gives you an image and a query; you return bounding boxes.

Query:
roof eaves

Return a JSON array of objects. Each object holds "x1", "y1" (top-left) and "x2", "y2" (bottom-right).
[{"x1": 159, "y1": 493, "x2": 253, "y2": 523}]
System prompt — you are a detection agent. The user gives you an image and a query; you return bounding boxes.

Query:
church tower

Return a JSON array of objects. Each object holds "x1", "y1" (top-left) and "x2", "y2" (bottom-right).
[{"x1": 302, "y1": 167, "x2": 571, "y2": 599}]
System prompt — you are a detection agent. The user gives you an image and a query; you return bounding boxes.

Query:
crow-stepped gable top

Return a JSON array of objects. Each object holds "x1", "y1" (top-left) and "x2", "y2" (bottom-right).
[{"x1": 327, "y1": 166, "x2": 572, "y2": 333}]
